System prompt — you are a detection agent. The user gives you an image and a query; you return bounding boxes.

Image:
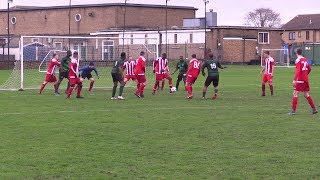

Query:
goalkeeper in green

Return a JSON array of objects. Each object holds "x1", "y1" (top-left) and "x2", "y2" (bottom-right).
[{"x1": 201, "y1": 53, "x2": 225, "y2": 100}]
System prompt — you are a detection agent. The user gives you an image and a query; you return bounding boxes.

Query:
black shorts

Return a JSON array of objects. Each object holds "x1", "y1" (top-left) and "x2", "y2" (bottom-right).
[
  {"x1": 81, "y1": 73, "x2": 93, "y2": 80},
  {"x1": 59, "y1": 71, "x2": 69, "y2": 80},
  {"x1": 205, "y1": 76, "x2": 219, "y2": 87},
  {"x1": 177, "y1": 74, "x2": 186, "y2": 82},
  {"x1": 112, "y1": 73, "x2": 123, "y2": 82}
]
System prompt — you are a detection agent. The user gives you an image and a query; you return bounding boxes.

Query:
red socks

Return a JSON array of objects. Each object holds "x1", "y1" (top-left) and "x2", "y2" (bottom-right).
[
  {"x1": 262, "y1": 84, "x2": 266, "y2": 94},
  {"x1": 67, "y1": 87, "x2": 74, "y2": 98},
  {"x1": 169, "y1": 79, "x2": 173, "y2": 89},
  {"x1": 39, "y1": 83, "x2": 47, "y2": 94},
  {"x1": 269, "y1": 85, "x2": 274, "y2": 95},
  {"x1": 138, "y1": 83, "x2": 146, "y2": 96},
  {"x1": 292, "y1": 97, "x2": 298, "y2": 111},
  {"x1": 292, "y1": 96, "x2": 315, "y2": 111},
  {"x1": 161, "y1": 81, "x2": 165, "y2": 90},
  {"x1": 306, "y1": 96, "x2": 315, "y2": 109},
  {"x1": 153, "y1": 83, "x2": 158, "y2": 91},
  {"x1": 89, "y1": 82, "x2": 94, "y2": 91},
  {"x1": 77, "y1": 86, "x2": 82, "y2": 97},
  {"x1": 186, "y1": 85, "x2": 192, "y2": 97},
  {"x1": 136, "y1": 84, "x2": 140, "y2": 94}
]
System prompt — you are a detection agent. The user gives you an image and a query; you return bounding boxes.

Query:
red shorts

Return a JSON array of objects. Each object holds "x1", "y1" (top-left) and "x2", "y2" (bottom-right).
[
  {"x1": 156, "y1": 74, "x2": 163, "y2": 81},
  {"x1": 137, "y1": 75, "x2": 146, "y2": 83},
  {"x1": 69, "y1": 78, "x2": 81, "y2": 85},
  {"x1": 294, "y1": 82, "x2": 310, "y2": 92},
  {"x1": 186, "y1": 76, "x2": 198, "y2": 84},
  {"x1": 162, "y1": 73, "x2": 171, "y2": 79},
  {"x1": 125, "y1": 75, "x2": 137, "y2": 81},
  {"x1": 45, "y1": 74, "x2": 57, "y2": 83},
  {"x1": 262, "y1": 74, "x2": 273, "y2": 83}
]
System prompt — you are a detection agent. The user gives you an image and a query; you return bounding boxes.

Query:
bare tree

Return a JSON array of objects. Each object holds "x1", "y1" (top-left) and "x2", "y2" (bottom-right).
[{"x1": 245, "y1": 8, "x2": 281, "y2": 28}]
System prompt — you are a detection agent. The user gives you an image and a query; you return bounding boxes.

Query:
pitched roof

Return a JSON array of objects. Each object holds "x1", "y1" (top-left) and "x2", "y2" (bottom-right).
[
  {"x1": 0, "y1": 3, "x2": 197, "y2": 12},
  {"x1": 282, "y1": 14, "x2": 320, "y2": 30}
]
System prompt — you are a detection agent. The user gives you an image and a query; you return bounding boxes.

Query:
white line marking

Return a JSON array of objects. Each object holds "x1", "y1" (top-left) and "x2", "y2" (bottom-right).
[{"x1": 0, "y1": 105, "x2": 289, "y2": 116}]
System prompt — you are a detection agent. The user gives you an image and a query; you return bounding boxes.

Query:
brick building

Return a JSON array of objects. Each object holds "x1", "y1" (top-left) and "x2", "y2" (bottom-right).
[
  {"x1": 0, "y1": 3, "x2": 196, "y2": 36},
  {"x1": 0, "y1": 3, "x2": 284, "y2": 65},
  {"x1": 282, "y1": 14, "x2": 320, "y2": 64},
  {"x1": 207, "y1": 26, "x2": 283, "y2": 64}
]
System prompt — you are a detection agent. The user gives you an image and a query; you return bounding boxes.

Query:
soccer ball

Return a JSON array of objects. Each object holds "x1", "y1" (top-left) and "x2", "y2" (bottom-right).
[{"x1": 170, "y1": 87, "x2": 177, "y2": 92}]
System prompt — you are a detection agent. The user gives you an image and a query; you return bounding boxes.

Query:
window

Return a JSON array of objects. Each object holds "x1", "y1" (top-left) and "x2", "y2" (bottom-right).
[
  {"x1": 75, "y1": 14, "x2": 81, "y2": 22},
  {"x1": 102, "y1": 40, "x2": 114, "y2": 61},
  {"x1": 190, "y1": 33, "x2": 193, "y2": 43},
  {"x1": 54, "y1": 42, "x2": 62, "y2": 50},
  {"x1": 306, "y1": 31, "x2": 310, "y2": 40},
  {"x1": 289, "y1": 32, "x2": 295, "y2": 40},
  {"x1": 11, "y1": 17, "x2": 16, "y2": 25},
  {"x1": 174, "y1": 34, "x2": 178, "y2": 44},
  {"x1": 72, "y1": 42, "x2": 87, "y2": 61},
  {"x1": 258, "y1": 32, "x2": 269, "y2": 44},
  {"x1": 298, "y1": 31, "x2": 301, "y2": 38}
]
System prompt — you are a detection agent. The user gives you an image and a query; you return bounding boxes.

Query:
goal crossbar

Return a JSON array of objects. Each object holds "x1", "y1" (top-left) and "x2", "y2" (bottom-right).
[
  {"x1": 0, "y1": 35, "x2": 160, "y2": 90},
  {"x1": 261, "y1": 48, "x2": 291, "y2": 68}
]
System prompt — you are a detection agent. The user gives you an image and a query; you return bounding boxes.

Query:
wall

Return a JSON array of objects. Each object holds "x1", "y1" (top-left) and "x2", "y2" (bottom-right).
[
  {"x1": 0, "y1": 6, "x2": 195, "y2": 36},
  {"x1": 282, "y1": 30, "x2": 320, "y2": 44},
  {"x1": 208, "y1": 28, "x2": 283, "y2": 63}
]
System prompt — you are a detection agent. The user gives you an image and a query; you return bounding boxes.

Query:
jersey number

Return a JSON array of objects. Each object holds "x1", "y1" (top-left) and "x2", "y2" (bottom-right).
[
  {"x1": 193, "y1": 62, "x2": 200, "y2": 69},
  {"x1": 302, "y1": 61, "x2": 308, "y2": 71},
  {"x1": 210, "y1": 63, "x2": 217, "y2": 69}
]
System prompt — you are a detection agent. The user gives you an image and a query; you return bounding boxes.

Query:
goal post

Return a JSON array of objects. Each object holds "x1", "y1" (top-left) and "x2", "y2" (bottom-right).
[
  {"x1": 0, "y1": 35, "x2": 159, "y2": 91},
  {"x1": 261, "y1": 49, "x2": 291, "y2": 67}
]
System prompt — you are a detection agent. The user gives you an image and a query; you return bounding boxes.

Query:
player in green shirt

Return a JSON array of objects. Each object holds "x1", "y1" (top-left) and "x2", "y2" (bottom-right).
[
  {"x1": 201, "y1": 53, "x2": 226, "y2": 100},
  {"x1": 54, "y1": 50, "x2": 72, "y2": 95},
  {"x1": 171, "y1": 56, "x2": 188, "y2": 91},
  {"x1": 111, "y1": 52, "x2": 126, "y2": 100}
]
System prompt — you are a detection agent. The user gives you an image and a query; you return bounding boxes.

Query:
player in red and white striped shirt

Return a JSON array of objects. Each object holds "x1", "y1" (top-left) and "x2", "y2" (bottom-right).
[
  {"x1": 122, "y1": 56, "x2": 137, "y2": 85},
  {"x1": 260, "y1": 51, "x2": 275, "y2": 96},
  {"x1": 39, "y1": 53, "x2": 61, "y2": 95},
  {"x1": 66, "y1": 52, "x2": 84, "y2": 99},
  {"x1": 152, "y1": 53, "x2": 173, "y2": 94}
]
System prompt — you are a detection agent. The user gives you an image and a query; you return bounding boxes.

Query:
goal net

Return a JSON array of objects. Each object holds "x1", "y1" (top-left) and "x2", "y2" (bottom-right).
[
  {"x1": 0, "y1": 35, "x2": 158, "y2": 91},
  {"x1": 261, "y1": 49, "x2": 291, "y2": 67}
]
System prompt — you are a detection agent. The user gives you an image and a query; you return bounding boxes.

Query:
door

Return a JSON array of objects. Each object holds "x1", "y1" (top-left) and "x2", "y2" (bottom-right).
[
  {"x1": 102, "y1": 40, "x2": 114, "y2": 61},
  {"x1": 72, "y1": 42, "x2": 87, "y2": 61}
]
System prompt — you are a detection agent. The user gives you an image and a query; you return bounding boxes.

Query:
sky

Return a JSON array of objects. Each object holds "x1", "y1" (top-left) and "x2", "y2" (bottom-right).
[{"x1": 0, "y1": 0, "x2": 319, "y2": 26}]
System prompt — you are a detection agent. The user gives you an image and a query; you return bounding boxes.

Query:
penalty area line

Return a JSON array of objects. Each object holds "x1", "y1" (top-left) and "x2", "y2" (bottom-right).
[{"x1": 0, "y1": 105, "x2": 290, "y2": 116}]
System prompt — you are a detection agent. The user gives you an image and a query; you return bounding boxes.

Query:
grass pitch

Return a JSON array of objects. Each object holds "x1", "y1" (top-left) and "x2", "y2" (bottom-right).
[{"x1": 1, "y1": 65, "x2": 320, "y2": 179}]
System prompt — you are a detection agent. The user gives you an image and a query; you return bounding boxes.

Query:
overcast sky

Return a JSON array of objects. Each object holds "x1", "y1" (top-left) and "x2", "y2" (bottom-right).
[{"x1": 0, "y1": 0, "x2": 319, "y2": 25}]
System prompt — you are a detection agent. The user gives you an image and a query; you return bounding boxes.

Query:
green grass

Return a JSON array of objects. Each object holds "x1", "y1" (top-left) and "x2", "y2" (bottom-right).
[{"x1": 1, "y1": 65, "x2": 320, "y2": 179}]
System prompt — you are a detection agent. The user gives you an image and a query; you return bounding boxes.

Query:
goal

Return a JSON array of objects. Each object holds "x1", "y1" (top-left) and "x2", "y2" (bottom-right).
[
  {"x1": 261, "y1": 49, "x2": 291, "y2": 67},
  {"x1": 0, "y1": 35, "x2": 158, "y2": 91}
]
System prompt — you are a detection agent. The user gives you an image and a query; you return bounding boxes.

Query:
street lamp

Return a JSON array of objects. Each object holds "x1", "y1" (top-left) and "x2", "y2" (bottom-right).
[
  {"x1": 165, "y1": 0, "x2": 170, "y2": 54},
  {"x1": 68, "y1": 0, "x2": 71, "y2": 48},
  {"x1": 122, "y1": 0, "x2": 128, "y2": 52},
  {"x1": 204, "y1": 0, "x2": 209, "y2": 59},
  {"x1": 7, "y1": 0, "x2": 12, "y2": 62}
]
